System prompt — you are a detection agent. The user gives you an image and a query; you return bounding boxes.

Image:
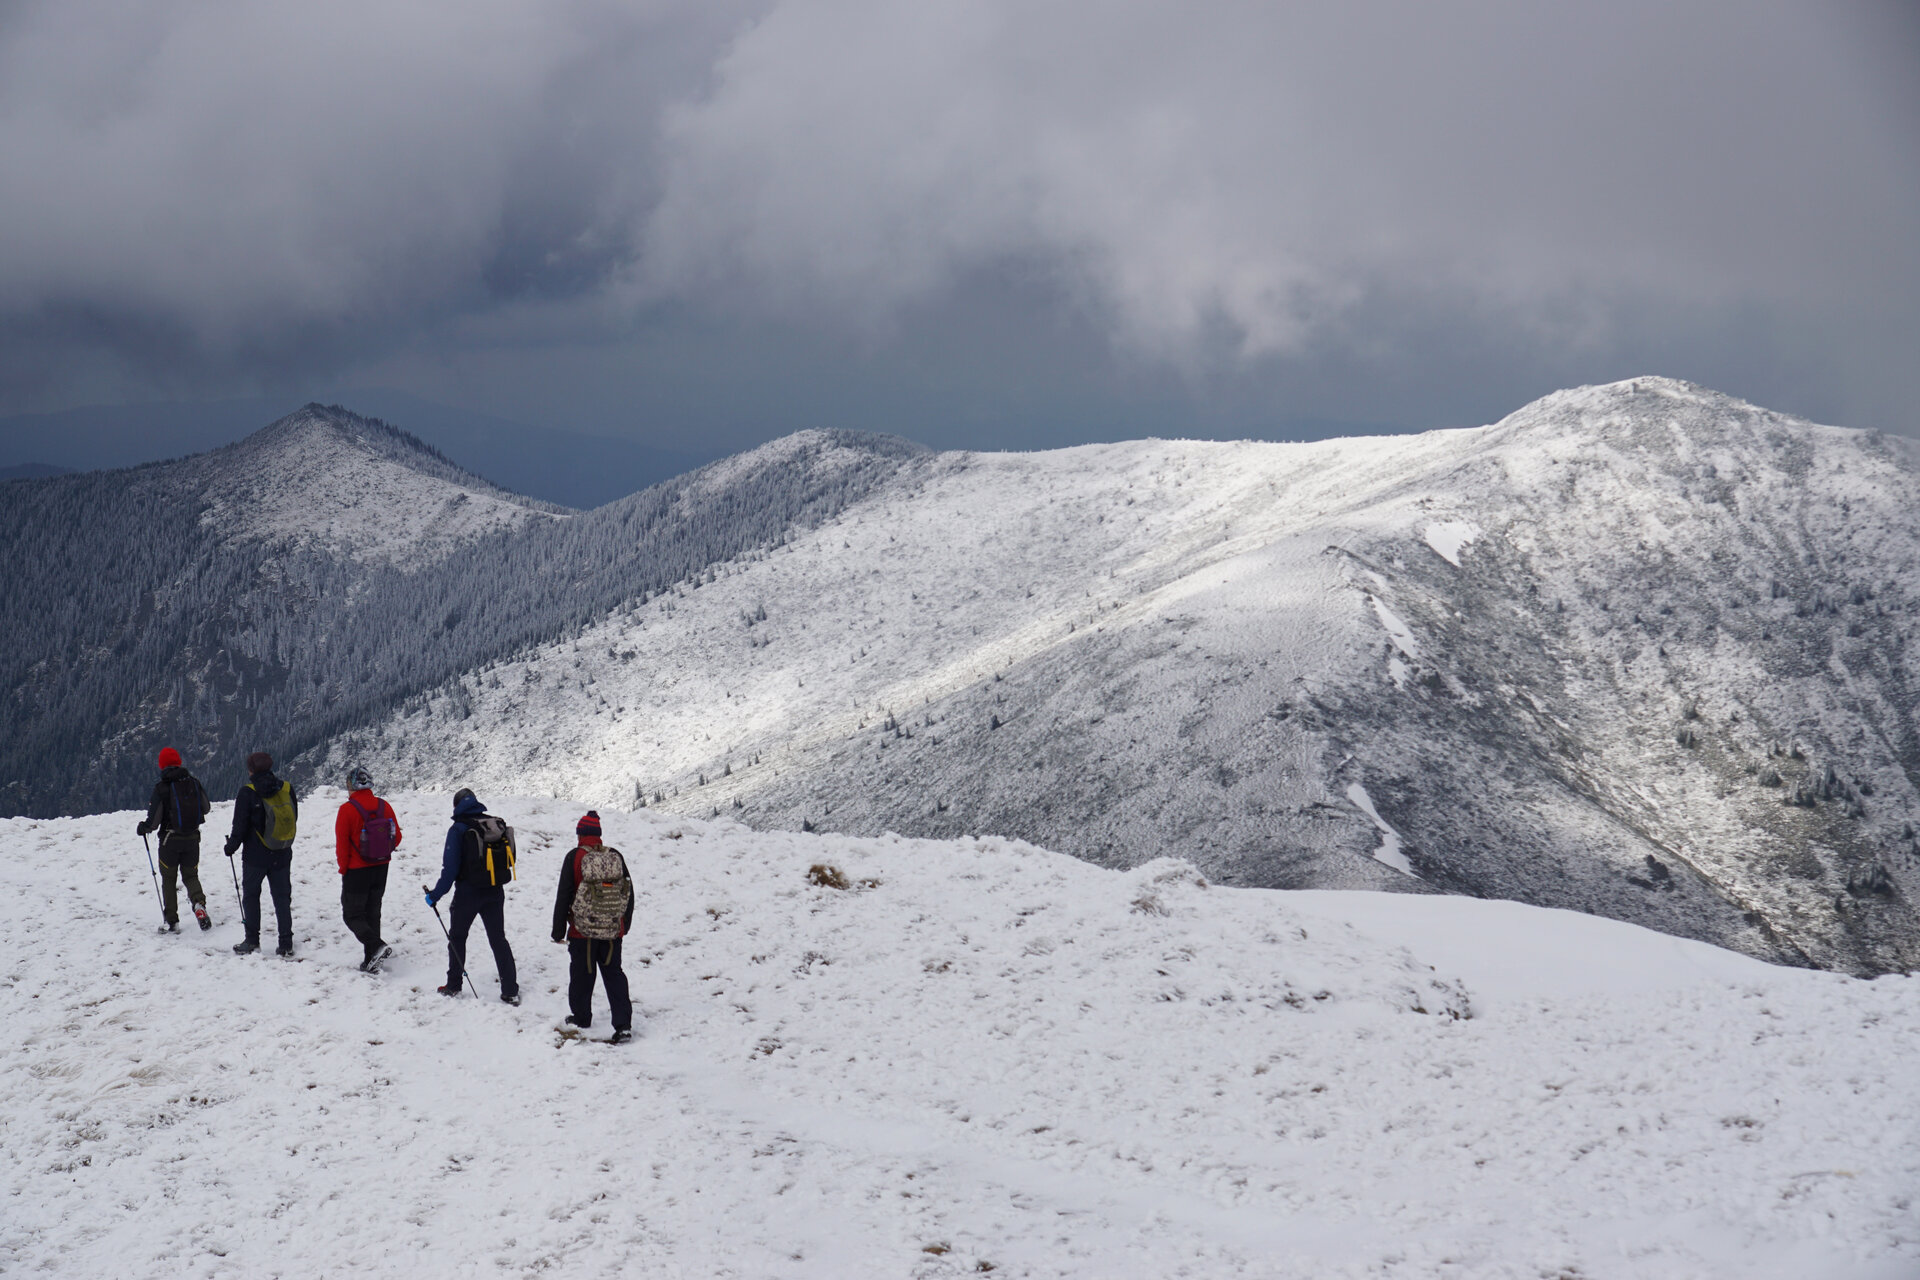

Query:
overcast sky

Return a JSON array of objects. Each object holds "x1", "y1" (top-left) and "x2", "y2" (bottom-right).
[{"x1": 2, "y1": 0, "x2": 1915, "y2": 458}]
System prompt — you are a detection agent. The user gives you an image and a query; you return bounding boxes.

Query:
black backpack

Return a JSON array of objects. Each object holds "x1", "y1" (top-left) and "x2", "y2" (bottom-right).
[
  {"x1": 458, "y1": 814, "x2": 517, "y2": 888},
  {"x1": 168, "y1": 776, "x2": 205, "y2": 833}
]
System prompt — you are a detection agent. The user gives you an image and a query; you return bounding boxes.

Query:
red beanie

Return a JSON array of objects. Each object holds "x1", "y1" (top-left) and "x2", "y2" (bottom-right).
[
  {"x1": 157, "y1": 747, "x2": 182, "y2": 770},
  {"x1": 576, "y1": 811, "x2": 602, "y2": 839}
]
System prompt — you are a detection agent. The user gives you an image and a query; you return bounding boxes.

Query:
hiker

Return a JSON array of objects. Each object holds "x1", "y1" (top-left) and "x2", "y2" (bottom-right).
[
  {"x1": 424, "y1": 788, "x2": 520, "y2": 1004},
  {"x1": 335, "y1": 766, "x2": 401, "y2": 972},
  {"x1": 135, "y1": 747, "x2": 212, "y2": 933},
  {"x1": 551, "y1": 811, "x2": 635, "y2": 1043},
  {"x1": 224, "y1": 750, "x2": 298, "y2": 956}
]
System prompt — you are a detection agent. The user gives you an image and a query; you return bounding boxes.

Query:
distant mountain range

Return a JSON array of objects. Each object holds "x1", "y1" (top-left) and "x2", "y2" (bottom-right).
[
  {"x1": 0, "y1": 391, "x2": 707, "y2": 508},
  {"x1": 8, "y1": 380, "x2": 1918, "y2": 974},
  {"x1": 0, "y1": 405, "x2": 915, "y2": 820},
  {"x1": 0, "y1": 462, "x2": 74, "y2": 481}
]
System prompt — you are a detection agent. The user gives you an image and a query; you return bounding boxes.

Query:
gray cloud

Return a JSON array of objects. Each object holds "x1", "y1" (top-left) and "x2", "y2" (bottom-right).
[
  {"x1": 640, "y1": 2, "x2": 1917, "y2": 354},
  {"x1": 1, "y1": 0, "x2": 1915, "y2": 435}
]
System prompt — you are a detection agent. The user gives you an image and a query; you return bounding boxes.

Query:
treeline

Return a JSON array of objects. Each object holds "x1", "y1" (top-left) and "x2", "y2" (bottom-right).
[{"x1": 0, "y1": 408, "x2": 923, "y2": 816}]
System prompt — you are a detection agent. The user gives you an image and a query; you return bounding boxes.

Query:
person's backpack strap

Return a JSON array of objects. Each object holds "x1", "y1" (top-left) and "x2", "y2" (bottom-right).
[{"x1": 348, "y1": 796, "x2": 370, "y2": 852}]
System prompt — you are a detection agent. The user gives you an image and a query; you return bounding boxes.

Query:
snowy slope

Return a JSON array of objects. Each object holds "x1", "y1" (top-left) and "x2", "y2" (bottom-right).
[
  {"x1": 2, "y1": 798, "x2": 1914, "y2": 1278},
  {"x1": 323, "y1": 379, "x2": 1920, "y2": 974}
]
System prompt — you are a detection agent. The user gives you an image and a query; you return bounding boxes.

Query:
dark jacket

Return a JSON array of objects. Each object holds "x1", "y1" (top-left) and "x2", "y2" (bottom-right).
[
  {"x1": 428, "y1": 792, "x2": 492, "y2": 902},
  {"x1": 143, "y1": 767, "x2": 210, "y2": 847},
  {"x1": 228, "y1": 769, "x2": 298, "y2": 858},
  {"x1": 552, "y1": 840, "x2": 635, "y2": 941}
]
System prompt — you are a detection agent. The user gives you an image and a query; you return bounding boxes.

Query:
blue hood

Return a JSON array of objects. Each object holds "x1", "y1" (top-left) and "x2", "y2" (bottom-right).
[{"x1": 430, "y1": 793, "x2": 492, "y2": 900}]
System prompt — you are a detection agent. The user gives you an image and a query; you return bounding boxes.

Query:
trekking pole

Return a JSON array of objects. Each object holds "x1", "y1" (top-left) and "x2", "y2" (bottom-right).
[
  {"x1": 424, "y1": 887, "x2": 480, "y2": 1000},
  {"x1": 227, "y1": 850, "x2": 244, "y2": 914},
  {"x1": 140, "y1": 833, "x2": 165, "y2": 923}
]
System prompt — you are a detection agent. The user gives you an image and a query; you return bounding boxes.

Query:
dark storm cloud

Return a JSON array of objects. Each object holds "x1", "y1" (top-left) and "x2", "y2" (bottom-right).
[
  {"x1": 0, "y1": 1, "x2": 741, "y2": 374},
  {"x1": 1, "y1": 0, "x2": 1915, "y2": 433}
]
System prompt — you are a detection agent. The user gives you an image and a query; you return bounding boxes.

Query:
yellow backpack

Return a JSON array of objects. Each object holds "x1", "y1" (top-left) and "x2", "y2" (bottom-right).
[{"x1": 250, "y1": 780, "x2": 297, "y2": 851}]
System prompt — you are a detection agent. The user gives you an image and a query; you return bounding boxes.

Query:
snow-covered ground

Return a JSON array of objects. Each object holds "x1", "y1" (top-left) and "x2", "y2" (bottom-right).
[{"x1": 5, "y1": 793, "x2": 1915, "y2": 1278}]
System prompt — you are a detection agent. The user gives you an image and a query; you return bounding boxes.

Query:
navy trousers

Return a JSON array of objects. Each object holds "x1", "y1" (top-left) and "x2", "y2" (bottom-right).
[
  {"x1": 447, "y1": 885, "x2": 517, "y2": 997},
  {"x1": 241, "y1": 850, "x2": 293, "y2": 947}
]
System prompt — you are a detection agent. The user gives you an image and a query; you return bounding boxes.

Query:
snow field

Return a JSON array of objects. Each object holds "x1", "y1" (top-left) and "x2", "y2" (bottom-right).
[{"x1": 3, "y1": 793, "x2": 1916, "y2": 1277}]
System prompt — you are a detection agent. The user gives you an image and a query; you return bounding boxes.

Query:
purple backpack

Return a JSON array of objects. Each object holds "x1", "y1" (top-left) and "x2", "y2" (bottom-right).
[{"x1": 351, "y1": 798, "x2": 396, "y2": 864}]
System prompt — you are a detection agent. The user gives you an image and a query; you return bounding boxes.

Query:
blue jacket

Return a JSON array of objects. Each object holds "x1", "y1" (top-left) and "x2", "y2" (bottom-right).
[{"x1": 428, "y1": 793, "x2": 491, "y2": 902}]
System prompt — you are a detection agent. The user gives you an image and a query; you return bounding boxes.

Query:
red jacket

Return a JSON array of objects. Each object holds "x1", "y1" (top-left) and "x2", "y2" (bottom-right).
[{"x1": 335, "y1": 790, "x2": 403, "y2": 873}]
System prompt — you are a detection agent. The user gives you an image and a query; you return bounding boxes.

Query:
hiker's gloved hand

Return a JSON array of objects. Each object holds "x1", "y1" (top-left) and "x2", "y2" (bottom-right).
[
  {"x1": 552, "y1": 930, "x2": 565, "y2": 944},
  {"x1": 224, "y1": 838, "x2": 239, "y2": 856},
  {"x1": 136, "y1": 821, "x2": 152, "y2": 837},
  {"x1": 424, "y1": 888, "x2": 439, "y2": 907}
]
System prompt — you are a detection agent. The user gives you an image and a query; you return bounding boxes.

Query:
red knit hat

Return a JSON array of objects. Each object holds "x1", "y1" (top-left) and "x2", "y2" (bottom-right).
[
  {"x1": 157, "y1": 747, "x2": 182, "y2": 770},
  {"x1": 576, "y1": 811, "x2": 602, "y2": 839}
]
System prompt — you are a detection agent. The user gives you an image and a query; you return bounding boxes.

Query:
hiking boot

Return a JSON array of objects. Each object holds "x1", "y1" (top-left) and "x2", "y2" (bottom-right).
[
  {"x1": 193, "y1": 905, "x2": 211, "y2": 931},
  {"x1": 500, "y1": 992, "x2": 522, "y2": 1007},
  {"x1": 233, "y1": 939, "x2": 260, "y2": 955},
  {"x1": 275, "y1": 942, "x2": 295, "y2": 958},
  {"x1": 564, "y1": 1014, "x2": 586, "y2": 1028},
  {"x1": 437, "y1": 984, "x2": 462, "y2": 997},
  {"x1": 160, "y1": 920, "x2": 179, "y2": 933},
  {"x1": 609, "y1": 1028, "x2": 633, "y2": 1045},
  {"x1": 371, "y1": 944, "x2": 393, "y2": 963},
  {"x1": 358, "y1": 955, "x2": 380, "y2": 973}
]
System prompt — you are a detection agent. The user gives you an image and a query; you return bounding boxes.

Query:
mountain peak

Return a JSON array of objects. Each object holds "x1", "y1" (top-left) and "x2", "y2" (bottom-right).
[
  {"x1": 238, "y1": 403, "x2": 562, "y2": 509},
  {"x1": 182, "y1": 403, "x2": 568, "y2": 563},
  {"x1": 1479, "y1": 376, "x2": 1858, "y2": 461}
]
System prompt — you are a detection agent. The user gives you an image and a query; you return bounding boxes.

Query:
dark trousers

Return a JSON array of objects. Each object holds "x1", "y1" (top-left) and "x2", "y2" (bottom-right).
[
  {"x1": 447, "y1": 886, "x2": 517, "y2": 997},
  {"x1": 340, "y1": 863, "x2": 389, "y2": 957},
  {"x1": 241, "y1": 850, "x2": 293, "y2": 946},
  {"x1": 158, "y1": 838, "x2": 205, "y2": 925},
  {"x1": 567, "y1": 937, "x2": 632, "y2": 1030}
]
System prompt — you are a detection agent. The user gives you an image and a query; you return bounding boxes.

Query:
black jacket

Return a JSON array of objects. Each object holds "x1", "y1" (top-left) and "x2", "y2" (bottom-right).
[
  {"x1": 143, "y1": 766, "x2": 210, "y2": 847},
  {"x1": 228, "y1": 769, "x2": 298, "y2": 857}
]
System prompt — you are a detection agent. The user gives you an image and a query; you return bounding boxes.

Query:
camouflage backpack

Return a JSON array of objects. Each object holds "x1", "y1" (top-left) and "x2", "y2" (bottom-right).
[{"x1": 570, "y1": 845, "x2": 632, "y2": 940}]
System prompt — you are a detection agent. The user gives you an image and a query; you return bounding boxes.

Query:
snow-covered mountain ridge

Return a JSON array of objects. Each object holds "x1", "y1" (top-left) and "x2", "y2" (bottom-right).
[
  {"x1": 324, "y1": 379, "x2": 1920, "y2": 974},
  {"x1": 3, "y1": 797, "x2": 1913, "y2": 1277},
  {"x1": 0, "y1": 412, "x2": 915, "y2": 816}
]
